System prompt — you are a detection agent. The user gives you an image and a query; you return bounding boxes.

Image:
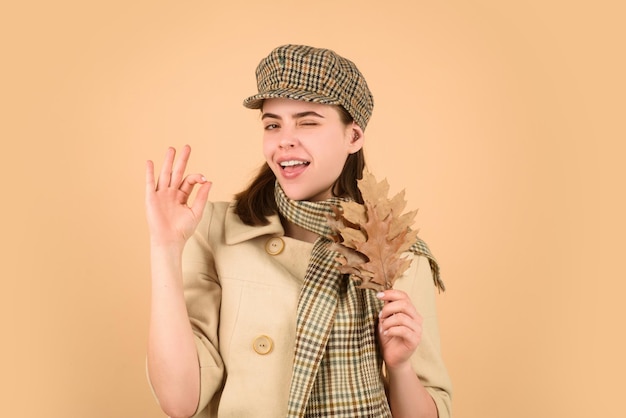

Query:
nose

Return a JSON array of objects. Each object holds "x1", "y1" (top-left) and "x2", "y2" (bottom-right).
[{"x1": 278, "y1": 130, "x2": 297, "y2": 149}]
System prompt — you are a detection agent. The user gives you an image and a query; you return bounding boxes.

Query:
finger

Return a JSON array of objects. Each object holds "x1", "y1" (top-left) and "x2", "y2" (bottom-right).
[
  {"x1": 377, "y1": 290, "x2": 418, "y2": 319},
  {"x1": 145, "y1": 160, "x2": 156, "y2": 193},
  {"x1": 178, "y1": 174, "x2": 207, "y2": 197},
  {"x1": 376, "y1": 289, "x2": 410, "y2": 303},
  {"x1": 380, "y1": 322, "x2": 422, "y2": 346},
  {"x1": 190, "y1": 181, "x2": 212, "y2": 217},
  {"x1": 157, "y1": 147, "x2": 176, "y2": 189},
  {"x1": 379, "y1": 314, "x2": 422, "y2": 345},
  {"x1": 379, "y1": 300, "x2": 417, "y2": 322},
  {"x1": 170, "y1": 144, "x2": 192, "y2": 188},
  {"x1": 380, "y1": 312, "x2": 421, "y2": 334}
]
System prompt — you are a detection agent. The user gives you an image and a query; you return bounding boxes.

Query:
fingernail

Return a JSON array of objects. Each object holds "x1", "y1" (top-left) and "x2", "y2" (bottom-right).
[{"x1": 376, "y1": 291, "x2": 385, "y2": 299}]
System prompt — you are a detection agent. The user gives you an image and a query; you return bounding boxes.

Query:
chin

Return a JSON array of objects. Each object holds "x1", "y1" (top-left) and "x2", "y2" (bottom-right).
[
  {"x1": 280, "y1": 184, "x2": 331, "y2": 202},
  {"x1": 282, "y1": 190, "x2": 310, "y2": 201}
]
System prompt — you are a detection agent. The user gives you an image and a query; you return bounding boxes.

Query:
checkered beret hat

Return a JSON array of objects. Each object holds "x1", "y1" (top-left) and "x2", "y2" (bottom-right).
[{"x1": 243, "y1": 44, "x2": 374, "y2": 130}]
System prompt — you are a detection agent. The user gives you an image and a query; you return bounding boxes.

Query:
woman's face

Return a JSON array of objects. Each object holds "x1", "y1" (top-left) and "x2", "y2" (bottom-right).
[{"x1": 261, "y1": 98, "x2": 364, "y2": 201}]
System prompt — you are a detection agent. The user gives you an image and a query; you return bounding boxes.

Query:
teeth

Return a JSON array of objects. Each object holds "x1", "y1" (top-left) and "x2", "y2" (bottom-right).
[{"x1": 280, "y1": 160, "x2": 308, "y2": 167}]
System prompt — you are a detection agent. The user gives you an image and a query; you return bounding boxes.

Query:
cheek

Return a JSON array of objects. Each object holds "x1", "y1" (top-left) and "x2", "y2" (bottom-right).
[
  {"x1": 320, "y1": 140, "x2": 350, "y2": 167},
  {"x1": 262, "y1": 140, "x2": 283, "y2": 177},
  {"x1": 262, "y1": 139, "x2": 273, "y2": 161},
  {"x1": 318, "y1": 151, "x2": 349, "y2": 178}
]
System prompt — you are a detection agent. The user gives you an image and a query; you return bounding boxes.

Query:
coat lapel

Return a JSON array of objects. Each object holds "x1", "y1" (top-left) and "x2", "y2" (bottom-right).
[{"x1": 224, "y1": 205, "x2": 284, "y2": 245}]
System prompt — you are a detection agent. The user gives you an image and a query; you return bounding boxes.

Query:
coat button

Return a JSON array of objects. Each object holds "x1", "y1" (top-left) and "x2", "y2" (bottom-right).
[
  {"x1": 252, "y1": 335, "x2": 274, "y2": 355},
  {"x1": 265, "y1": 237, "x2": 285, "y2": 255}
]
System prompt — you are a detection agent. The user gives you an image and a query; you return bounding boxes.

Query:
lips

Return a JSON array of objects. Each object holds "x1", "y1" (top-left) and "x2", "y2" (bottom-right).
[{"x1": 278, "y1": 158, "x2": 310, "y2": 179}]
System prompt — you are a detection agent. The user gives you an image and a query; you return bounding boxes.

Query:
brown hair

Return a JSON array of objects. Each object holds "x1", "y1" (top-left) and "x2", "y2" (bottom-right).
[{"x1": 234, "y1": 105, "x2": 365, "y2": 226}]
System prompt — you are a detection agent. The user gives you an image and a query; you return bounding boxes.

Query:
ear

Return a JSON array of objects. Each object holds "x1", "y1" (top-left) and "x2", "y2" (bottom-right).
[{"x1": 347, "y1": 124, "x2": 365, "y2": 154}]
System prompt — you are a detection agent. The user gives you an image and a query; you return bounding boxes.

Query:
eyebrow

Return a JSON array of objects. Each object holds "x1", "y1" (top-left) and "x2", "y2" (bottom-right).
[{"x1": 261, "y1": 111, "x2": 325, "y2": 120}]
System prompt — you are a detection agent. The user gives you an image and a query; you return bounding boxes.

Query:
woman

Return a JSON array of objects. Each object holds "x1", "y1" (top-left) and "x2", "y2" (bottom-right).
[{"x1": 145, "y1": 44, "x2": 452, "y2": 418}]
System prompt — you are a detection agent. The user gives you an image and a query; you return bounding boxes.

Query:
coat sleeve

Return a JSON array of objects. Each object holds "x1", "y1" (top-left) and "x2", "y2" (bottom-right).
[
  {"x1": 395, "y1": 254, "x2": 453, "y2": 418},
  {"x1": 182, "y1": 202, "x2": 225, "y2": 417}
]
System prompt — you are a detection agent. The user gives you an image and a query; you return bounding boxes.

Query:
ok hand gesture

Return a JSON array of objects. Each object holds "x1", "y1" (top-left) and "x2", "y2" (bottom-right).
[{"x1": 145, "y1": 145, "x2": 211, "y2": 247}]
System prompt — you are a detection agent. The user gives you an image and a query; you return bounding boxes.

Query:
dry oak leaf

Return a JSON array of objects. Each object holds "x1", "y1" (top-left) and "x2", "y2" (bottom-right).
[{"x1": 328, "y1": 170, "x2": 418, "y2": 292}]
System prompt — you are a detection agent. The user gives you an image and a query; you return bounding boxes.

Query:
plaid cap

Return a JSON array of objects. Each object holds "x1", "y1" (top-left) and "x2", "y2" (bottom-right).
[{"x1": 243, "y1": 44, "x2": 374, "y2": 130}]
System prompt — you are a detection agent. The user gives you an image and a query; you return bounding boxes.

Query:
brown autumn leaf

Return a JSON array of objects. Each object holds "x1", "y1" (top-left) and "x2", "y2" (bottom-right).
[{"x1": 327, "y1": 170, "x2": 418, "y2": 292}]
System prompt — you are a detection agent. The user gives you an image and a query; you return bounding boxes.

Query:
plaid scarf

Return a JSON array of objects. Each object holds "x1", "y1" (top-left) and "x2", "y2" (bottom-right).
[
  {"x1": 275, "y1": 183, "x2": 443, "y2": 418},
  {"x1": 275, "y1": 183, "x2": 388, "y2": 417}
]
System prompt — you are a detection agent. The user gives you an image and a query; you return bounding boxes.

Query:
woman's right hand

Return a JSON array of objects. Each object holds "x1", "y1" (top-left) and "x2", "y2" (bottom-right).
[{"x1": 145, "y1": 145, "x2": 211, "y2": 247}]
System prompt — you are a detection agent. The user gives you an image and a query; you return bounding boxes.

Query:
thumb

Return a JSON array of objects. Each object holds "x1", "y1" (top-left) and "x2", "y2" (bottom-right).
[{"x1": 190, "y1": 181, "x2": 212, "y2": 217}]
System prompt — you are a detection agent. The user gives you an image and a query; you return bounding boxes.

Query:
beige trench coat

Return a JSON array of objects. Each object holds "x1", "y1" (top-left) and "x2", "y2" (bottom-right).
[{"x1": 154, "y1": 201, "x2": 452, "y2": 417}]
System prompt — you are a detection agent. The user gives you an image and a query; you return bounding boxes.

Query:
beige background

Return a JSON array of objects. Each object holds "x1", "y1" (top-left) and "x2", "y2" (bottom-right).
[{"x1": 1, "y1": 0, "x2": 624, "y2": 417}]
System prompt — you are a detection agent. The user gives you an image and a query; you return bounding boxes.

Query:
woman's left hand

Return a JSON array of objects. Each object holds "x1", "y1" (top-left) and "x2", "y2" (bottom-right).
[{"x1": 377, "y1": 289, "x2": 423, "y2": 370}]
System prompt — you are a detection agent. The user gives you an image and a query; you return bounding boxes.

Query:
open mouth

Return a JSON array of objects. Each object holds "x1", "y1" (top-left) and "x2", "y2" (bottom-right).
[
  {"x1": 279, "y1": 159, "x2": 310, "y2": 177},
  {"x1": 279, "y1": 160, "x2": 310, "y2": 169}
]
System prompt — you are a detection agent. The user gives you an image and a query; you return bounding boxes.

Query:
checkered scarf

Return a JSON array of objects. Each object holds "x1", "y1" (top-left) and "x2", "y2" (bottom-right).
[{"x1": 275, "y1": 183, "x2": 442, "y2": 417}]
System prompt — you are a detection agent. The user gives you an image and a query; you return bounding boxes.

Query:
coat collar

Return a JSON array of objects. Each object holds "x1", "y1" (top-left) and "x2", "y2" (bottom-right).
[{"x1": 224, "y1": 204, "x2": 284, "y2": 245}]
